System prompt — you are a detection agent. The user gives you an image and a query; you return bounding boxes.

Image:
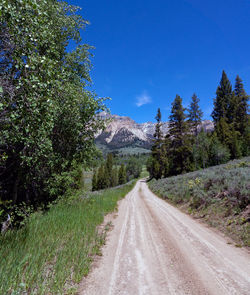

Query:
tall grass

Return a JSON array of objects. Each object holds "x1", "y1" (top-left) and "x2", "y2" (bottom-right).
[
  {"x1": 0, "y1": 181, "x2": 135, "y2": 294},
  {"x1": 149, "y1": 157, "x2": 250, "y2": 246}
]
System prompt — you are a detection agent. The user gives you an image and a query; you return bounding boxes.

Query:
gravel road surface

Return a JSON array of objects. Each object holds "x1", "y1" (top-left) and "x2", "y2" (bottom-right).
[{"x1": 79, "y1": 180, "x2": 250, "y2": 295}]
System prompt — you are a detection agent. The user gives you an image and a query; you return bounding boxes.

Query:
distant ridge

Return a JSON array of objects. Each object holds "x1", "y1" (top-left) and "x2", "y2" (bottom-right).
[{"x1": 95, "y1": 112, "x2": 214, "y2": 151}]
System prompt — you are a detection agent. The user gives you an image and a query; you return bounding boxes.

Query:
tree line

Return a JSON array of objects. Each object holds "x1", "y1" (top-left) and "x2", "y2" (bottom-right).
[
  {"x1": 0, "y1": 0, "x2": 106, "y2": 220},
  {"x1": 147, "y1": 71, "x2": 249, "y2": 179},
  {"x1": 92, "y1": 153, "x2": 142, "y2": 191}
]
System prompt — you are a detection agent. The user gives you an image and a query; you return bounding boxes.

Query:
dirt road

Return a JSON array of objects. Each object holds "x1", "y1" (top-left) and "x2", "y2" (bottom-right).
[{"x1": 79, "y1": 180, "x2": 250, "y2": 295}]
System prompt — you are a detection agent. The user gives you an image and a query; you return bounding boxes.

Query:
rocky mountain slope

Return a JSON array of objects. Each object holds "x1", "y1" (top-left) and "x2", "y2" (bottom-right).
[{"x1": 95, "y1": 112, "x2": 213, "y2": 150}]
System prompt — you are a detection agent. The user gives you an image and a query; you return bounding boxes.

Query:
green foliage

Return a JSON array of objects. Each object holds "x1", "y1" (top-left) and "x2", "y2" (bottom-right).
[
  {"x1": 233, "y1": 75, "x2": 249, "y2": 136},
  {"x1": 0, "y1": 180, "x2": 136, "y2": 294},
  {"x1": 111, "y1": 167, "x2": 119, "y2": 187},
  {"x1": 148, "y1": 108, "x2": 168, "y2": 179},
  {"x1": 96, "y1": 165, "x2": 105, "y2": 190},
  {"x1": 147, "y1": 71, "x2": 248, "y2": 181},
  {"x1": 209, "y1": 133, "x2": 231, "y2": 165},
  {"x1": 168, "y1": 95, "x2": 192, "y2": 175},
  {"x1": 126, "y1": 156, "x2": 142, "y2": 180},
  {"x1": 187, "y1": 93, "x2": 203, "y2": 135},
  {"x1": 212, "y1": 70, "x2": 233, "y2": 124},
  {"x1": 118, "y1": 164, "x2": 127, "y2": 185},
  {"x1": 0, "y1": 0, "x2": 107, "y2": 212},
  {"x1": 192, "y1": 129, "x2": 210, "y2": 169},
  {"x1": 92, "y1": 153, "x2": 130, "y2": 191}
]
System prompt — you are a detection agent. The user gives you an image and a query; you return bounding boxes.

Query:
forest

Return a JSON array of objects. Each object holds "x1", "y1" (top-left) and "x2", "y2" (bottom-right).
[{"x1": 147, "y1": 71, "x2": 249, "y2": 179}]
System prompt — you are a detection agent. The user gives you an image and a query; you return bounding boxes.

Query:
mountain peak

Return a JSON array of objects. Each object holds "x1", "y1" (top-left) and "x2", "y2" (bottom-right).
[{"x1": 95, "y1": 113, "x2": 213, "y2": 151}]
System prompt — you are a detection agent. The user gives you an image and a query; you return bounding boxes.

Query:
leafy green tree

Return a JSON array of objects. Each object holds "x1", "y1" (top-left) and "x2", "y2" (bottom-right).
[
  {"x1": 192, "y1": 129, "x2": 210, "y2": 169},
  {"x1": 168, "y1": 95, "x2": 192, "y2": 174},
  {"x1": 126, "y1": 157, "x2": 142, "y2": 180},
  {"x1": 0, "y1": 0, "x2": 107, "y2": 207},
  {"x1": 187, "y1": 93, "x2": 203, "y2": 135},
  {"x1": 209, "y1": 134, "x2": 231, "y2": 165}
]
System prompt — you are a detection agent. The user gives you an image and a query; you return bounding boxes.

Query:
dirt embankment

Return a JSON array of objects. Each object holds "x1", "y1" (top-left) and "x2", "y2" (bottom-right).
[{"x1": 79, "y1": 180, "x2": 250, "y2": 295}]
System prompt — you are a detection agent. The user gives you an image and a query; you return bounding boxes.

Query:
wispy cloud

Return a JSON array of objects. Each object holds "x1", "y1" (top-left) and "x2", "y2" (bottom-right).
[{"x1": 135, "y1": 91, "x2": 152, "y2": 107}]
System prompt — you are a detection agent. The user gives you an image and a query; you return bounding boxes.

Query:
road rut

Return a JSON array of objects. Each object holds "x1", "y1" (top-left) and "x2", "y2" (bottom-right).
[{"x1": 79, "y1": 180, "x2": 250, "y2": 295}]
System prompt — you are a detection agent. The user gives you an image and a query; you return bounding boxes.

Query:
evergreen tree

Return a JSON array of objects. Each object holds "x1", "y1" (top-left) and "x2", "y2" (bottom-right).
[
  {"x1": 152, "y1": 108, "x2": 163, "y2": 159},
  {"x1": 150, "y1": 108, "x2": 164, "y2": 179},
  {"x1": 118, "y1": 164, "x2": 126, "y2": 185},
  {"x1": 228, "y1": 129, "x2": 242, "y2": 159},
  {"x1": 111, "y1": 167, "x2": 118, "y2": 187},
  {"x1": 233, "y1": 75, "x2": 249, "y2": 137},
  {"x1": 106, "y1": 153, "x2": 114, "y2": 186},
  {"x1": 160, "y1": 142, "x2": 169, "y2": 178},
  {"x1": 168, "y1": 95, "x2": 192, "y2": 174},
  {"x1": 215, "y1": 117, "x2": 232, "y2": 147},
  {"x1": 92, "y1": 169, "x2": 97, "y2": 191},
  {"x1": 103, "y1": 165, "x2": 110, "y2": 188},
  {"x1": 212, "y1": 70, "x2": 233, "y2": 124},
  {"x1": 187, "y1": 93, "x2": 203, "y2": 135},
  {"x1": 97, "y1": 165, "x2": 105, "y2": 190},
  {"x1": 162, "y1": 134, "x2": 172, "y2": 177}
]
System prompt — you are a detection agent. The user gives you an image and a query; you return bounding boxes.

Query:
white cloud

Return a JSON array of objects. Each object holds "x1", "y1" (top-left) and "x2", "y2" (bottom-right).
[{"x1": 135, "y1": 91, "x2": 152, "y2": 107}]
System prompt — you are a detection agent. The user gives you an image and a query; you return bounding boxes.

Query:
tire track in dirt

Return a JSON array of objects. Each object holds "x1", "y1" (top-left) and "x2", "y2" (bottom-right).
[{"x1": 79, "y1": 180, "x2": 250, "y2": 295}]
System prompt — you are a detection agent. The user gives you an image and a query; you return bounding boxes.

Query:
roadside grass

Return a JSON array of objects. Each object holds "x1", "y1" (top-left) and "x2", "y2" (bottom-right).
[
  {"x1": 0, "y1": 181, "x2": 136, "y2": 294},
  {"x1": 148, "y1": 157, "x2": 250, "y2": 247}
]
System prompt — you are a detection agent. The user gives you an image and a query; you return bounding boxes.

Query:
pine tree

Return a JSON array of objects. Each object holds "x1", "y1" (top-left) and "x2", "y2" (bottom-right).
[
  {"x1": 168, "y1": 95, "x2": 192, "y2": 174},
  {"x1": 118, "y1": 164, "x2": 126, "y2": 185},
  {"x1": 162, "y1": 133, "x2": 171, "y2": 177},
  {"x1": 187, "y1": 93, "x2": 203, "y2": 135},
  {"x1": 97, "y1": 165, "x2": 105, "y2": 190},
  {"x1": 103, "y1": 164, "x2": 110, "y2": 188},
  {"x1": 92, "y1": 169, "x2": 97, "y2": 191},
  {"x1": 111, "y1": 166, "x2": 118, "y2": 187},
  {"x1": 228, "y1": 128, "x2": 242, "y2": 159},
  {"x1": 106, "y1": 153, "x2": 113, "y2": 186},
  {"x1": 234, "y1": 75, "x2": 249, "y2": 136},
  {"x1": 212, "y1": 70, "x2": 232, "y2": 124},
  {"x1": 152, "y1": 108, "x2": 163, "y2": 159},
  {"x1": 150, "y1": 108, "x2": 164, "y2": 179}
]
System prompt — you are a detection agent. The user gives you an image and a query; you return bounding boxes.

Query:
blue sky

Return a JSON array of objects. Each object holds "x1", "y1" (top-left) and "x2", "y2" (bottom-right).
[{"x1": 68, "y1": 0, "x2": 250, "y2": 123}]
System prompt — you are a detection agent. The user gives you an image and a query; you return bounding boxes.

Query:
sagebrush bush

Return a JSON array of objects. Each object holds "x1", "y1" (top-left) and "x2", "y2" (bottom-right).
[{"x1": 149, "y1": 157, "x2": 250, "y2": 210}]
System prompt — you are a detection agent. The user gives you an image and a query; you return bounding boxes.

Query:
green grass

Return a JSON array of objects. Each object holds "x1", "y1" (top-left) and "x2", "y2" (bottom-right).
[
  {"x1": 148, "y1": 157, "x2": 250, "y2": 247},
  {"x1": 0, "y1": 181, "x2": 136, "y2": 294}
]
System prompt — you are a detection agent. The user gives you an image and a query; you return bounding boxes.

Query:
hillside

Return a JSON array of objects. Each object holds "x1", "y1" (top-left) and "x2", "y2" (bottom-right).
[
  {"x1": 148, "y1": 157, "x2": 250, "y2": 246},
  {"x1": 95, "y1": 112, "x2": 214, "y2": 152}
]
